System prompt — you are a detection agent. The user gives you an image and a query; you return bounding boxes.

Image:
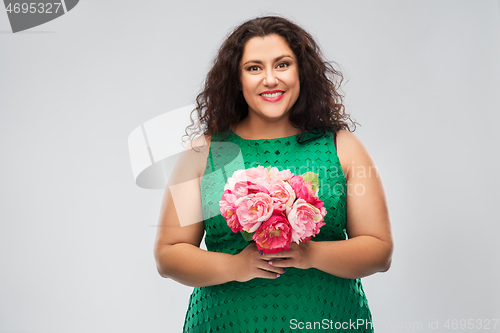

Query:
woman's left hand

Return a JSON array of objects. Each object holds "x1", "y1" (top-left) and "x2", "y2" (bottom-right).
[{"x1": 260, "y1": 240, "x2": 315, "y2": 270}]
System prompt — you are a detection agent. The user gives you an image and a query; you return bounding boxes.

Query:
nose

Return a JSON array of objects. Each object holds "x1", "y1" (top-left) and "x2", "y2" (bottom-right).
[{"x1": 263, "y1": 69, "x2": 278, "y2": 87}]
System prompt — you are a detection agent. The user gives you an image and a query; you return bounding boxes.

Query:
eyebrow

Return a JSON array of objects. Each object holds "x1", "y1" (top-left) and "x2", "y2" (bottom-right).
[{"x1": 242, "y1": 55, "x2": 293, "y2": 66}]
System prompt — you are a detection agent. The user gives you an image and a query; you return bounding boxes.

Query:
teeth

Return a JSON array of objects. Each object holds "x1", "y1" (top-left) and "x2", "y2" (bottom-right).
[{"x1": 261, "y1": 92, "x2": 284, "y2": 97}]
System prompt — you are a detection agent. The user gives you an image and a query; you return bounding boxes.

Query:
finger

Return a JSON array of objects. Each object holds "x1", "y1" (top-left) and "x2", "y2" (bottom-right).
[
  {"x1": 259, "y1": 260, "x2": 287, "y2": 274},
  {"x1": 270, "y1": 258, "x2": 294, "y2": 268},
  {"x1": 256, "y1": 268, "x2": 284, "y2": 279},
  {"x1": 258, "y1": 260, "x2": 281, "y2": 273},
  {"x1": 260, "y1": 250, "x2": 292, "y2": 260}
]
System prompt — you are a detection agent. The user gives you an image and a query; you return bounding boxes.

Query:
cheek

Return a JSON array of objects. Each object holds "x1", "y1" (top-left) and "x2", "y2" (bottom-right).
[
  {"x1": 240, "y1": 78, "x2": 255, "y2": 105},
  {"x1": 241, "y1": 76, "x2": 261, "y2": 95},
  {"x1": 282, "y1": 71, "x2": 300, "y2": 88},
  {"x1": 240, "y1": 75, "x2": 250, "y2": 89}
]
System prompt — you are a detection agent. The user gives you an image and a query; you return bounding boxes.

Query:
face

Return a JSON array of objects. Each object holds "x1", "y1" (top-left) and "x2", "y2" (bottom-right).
[{"x1": 239, "y1": 34, "x2": 300, "y2": 123}]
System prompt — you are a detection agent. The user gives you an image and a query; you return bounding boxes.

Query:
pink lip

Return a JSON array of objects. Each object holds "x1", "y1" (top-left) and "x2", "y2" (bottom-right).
[{"x1": 260, "y1": 91, "x2": 285, "y2": 102}]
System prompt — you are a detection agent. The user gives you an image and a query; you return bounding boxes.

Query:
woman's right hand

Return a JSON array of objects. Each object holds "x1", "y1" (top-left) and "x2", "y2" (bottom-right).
[{"x1": 231, "y1": 243, "x2": 286, "y2": 282}]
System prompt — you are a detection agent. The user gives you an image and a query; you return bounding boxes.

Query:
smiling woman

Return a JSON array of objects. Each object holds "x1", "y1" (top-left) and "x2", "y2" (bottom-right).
[
  {"x1": 238, "y1": 34, "x2": 301, "y2": 135},
  {"x1": 154, "y1": 16, "x2": 392, "y2": 333}
]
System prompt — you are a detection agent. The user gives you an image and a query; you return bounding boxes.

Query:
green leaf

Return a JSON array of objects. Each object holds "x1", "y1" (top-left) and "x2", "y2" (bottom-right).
[
  {"x1": 302, "y1": 171, "x2": 319, "y2": 193},
  {"x1": 241, "y1": 230, "x2": 255, "y2": 242}
]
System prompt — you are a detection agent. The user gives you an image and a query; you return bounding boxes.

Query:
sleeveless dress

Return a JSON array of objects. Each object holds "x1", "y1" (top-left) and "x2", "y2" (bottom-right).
[{"x1": 182, "y1": 130, "x2": 373, "y2": 333}]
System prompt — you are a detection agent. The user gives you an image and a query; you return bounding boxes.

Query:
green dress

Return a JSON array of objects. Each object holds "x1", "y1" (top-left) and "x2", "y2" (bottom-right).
[{"x1": 182, "y1": 130, "x2": 374, "y2": 332}]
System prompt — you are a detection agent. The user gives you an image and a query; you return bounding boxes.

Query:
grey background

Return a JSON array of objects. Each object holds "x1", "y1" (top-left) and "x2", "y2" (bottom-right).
[{"x1": 1, "y1": 0, "x2": 499, "y2": 332}]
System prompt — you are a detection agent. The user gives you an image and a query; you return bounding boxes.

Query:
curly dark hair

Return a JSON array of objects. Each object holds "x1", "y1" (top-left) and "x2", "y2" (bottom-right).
[{"x1": 184, "y1": 15, "x2": 357, "y2": 144}]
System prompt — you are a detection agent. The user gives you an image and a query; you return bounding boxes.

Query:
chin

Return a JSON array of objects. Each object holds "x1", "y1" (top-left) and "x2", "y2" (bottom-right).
[
  {"x1": 260, "y1": 112, "x2": 289, "y2": 121},
  {"x1": 259, "y1": 108, "x2": 291, "y2": 119}
]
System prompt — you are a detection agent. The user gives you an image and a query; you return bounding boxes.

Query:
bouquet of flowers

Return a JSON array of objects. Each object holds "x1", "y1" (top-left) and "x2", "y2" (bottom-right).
[{"x1": 219, "y1": 166, "x2": 327, "y2": 254}]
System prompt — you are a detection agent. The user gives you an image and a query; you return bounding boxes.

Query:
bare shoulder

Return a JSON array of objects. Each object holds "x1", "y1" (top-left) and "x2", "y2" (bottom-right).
[
  {"x1": 335, "y1": 130, "x2": 374, "y2": 179},
  {"x1": 186, "y1": 134, "x2": 211, "y2": 151},
  {"x1": 336, "y1": 129, "x2": 368, "y2": 155},
  {"x1": 173, "y1": 134, "x2": 212, "y2": 182}
]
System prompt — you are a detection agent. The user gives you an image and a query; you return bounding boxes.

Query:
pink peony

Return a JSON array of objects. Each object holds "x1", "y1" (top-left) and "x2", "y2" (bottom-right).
[
  {"x1": 307, "y1": 196, "x2": 327, "y2": 216},
  {"x1": 268, "y1": 178, "x2": 296, "y2": 212},
  {"x1": 287, "y1": 198, "x2": 325, "y2": 244},
  {"x1": 269, "y1": 167, "x2": 293, "y2": 182},
  {"x1": 245, "y1": 165, "x2": 271, "y2": 181},
  {"x1": 233, "y1": 181, "x2": 270, "y2": 197},
  {"x1": 289, "y1": 175, "x2": 316, "y2": 201},
  {"x1": 253, "y1": 210, "x2": 292, "y2": 254},
  {"x1": 225, "y1": 166, "x2": 270, "y2": 191},
  {"x1": 219, "y1": 190, "x2": 241, "y2": 232},
  {"x1": 235, "y1": 193, "x2": 274, "y2": 233},
  {"x1": 288, "y1": 175, "x2": 325, "y2": 211}
]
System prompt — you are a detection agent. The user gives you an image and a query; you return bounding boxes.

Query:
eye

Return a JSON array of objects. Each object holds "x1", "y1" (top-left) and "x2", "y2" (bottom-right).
[
  {"x1": 277, "y1": 62, "x2": 289, "y2": 69},
  {"x1": 247, "y1": 65, "x2": 260, "y2": 72}
]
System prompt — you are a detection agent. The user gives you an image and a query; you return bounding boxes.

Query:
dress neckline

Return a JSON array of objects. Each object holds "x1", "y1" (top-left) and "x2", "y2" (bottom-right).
[{"x1": 229, "y1": 129, "x2": 301, "y2": 142}]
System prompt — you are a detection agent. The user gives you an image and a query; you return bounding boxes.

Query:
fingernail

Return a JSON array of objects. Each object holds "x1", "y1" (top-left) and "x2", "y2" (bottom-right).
[
  {"x1": 283, "y1": 269, "x2": 286, "y2": 273},
  {"x1": 268, "y1": 261, "x2": 273, "y2": 265},
  {"x1": 277, "y1": 274, "x2": 281, "y2": 278},
  {"x1": 259, "y1": 251, "x2": 264, "y2": 256}
]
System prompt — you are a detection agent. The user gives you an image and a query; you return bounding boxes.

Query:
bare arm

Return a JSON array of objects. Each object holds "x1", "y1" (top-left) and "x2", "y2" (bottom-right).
[
  {"x1": 153, "y1": 136, "x2": 285, "y2": 287},
  {"x1": 267, "y1": 130, "x2": 393, "y2": 279}
]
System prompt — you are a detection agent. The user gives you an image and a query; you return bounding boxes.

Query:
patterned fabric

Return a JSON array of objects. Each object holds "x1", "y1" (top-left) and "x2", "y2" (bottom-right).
[{"x1": 182, "y1": 130, "x2": 373, "y2": 332}]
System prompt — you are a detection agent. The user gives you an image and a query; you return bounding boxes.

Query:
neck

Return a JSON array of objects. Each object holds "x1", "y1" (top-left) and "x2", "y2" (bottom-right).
[{"x1": 232, "y1": 115, "x2": 300, "y2": 140}]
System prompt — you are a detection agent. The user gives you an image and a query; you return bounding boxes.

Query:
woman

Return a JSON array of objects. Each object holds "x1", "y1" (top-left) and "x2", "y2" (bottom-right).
[{"x1": 154, "y1": 16, "x2": 392, "y2": 332}]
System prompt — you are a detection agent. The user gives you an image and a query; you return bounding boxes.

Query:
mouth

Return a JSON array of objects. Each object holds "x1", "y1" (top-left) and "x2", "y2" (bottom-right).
[
  {"x1": 259, "y1": 90, "x2": 285, "y2": 102},
  {"x1": 260, "y1": 90, "x2": 284, "y2": 98}
]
